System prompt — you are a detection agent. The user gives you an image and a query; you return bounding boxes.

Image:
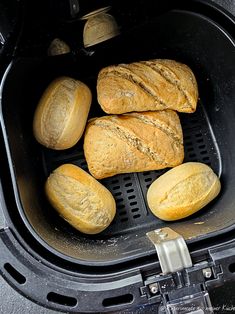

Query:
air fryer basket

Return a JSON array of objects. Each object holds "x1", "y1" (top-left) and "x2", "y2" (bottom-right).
[{"x1": 1, "y1": 4, "x2": 235, "y2": 268}]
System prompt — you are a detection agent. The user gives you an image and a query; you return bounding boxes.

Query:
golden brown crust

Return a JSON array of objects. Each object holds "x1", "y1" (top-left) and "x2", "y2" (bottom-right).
[
  {"x1": 45, "y1": 164, "x2": 116, "y2": 234},
  {"x1": 84, "y1": 110, "x2": 184, "y2": 179},
  {"x1": 33, "y1": 77, "x2": 92, "y2": 150},
  {"x1": 97, "y1": 59, "x2": 198, "y2": 114},
  {"x1": 147, "y1": 162, "x2": 221, "y2": 221}
]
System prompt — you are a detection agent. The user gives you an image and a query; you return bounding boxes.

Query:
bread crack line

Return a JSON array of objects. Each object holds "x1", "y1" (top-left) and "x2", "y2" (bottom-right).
[
  {"x1": 140, "y1": 61, "x2": 194, "y2": 110},
  {"x1": 91, "y1": 119, "x2": 170, "y2": 166},
  {"x1": 159, "y1": 171, "x2": 214, "y2": 205},
  {"x1": 100, "y1": 68, "x2": 168, "y2": 108},
  {"x1": 51, "y1": 173, "x2": 110, "y2": 225},
  {"x1": 124, "y1": 112, "x2": 183, "y2": 146}
]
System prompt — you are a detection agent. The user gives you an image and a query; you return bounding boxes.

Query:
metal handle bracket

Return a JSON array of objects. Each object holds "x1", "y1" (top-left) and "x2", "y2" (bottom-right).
[{"x1": 147, "y1": 227, "x2": 192, "y2": 274}]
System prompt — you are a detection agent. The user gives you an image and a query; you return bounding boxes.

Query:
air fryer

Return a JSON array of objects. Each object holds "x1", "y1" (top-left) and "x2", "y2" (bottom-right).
[{"x1": 0, "y1": 0, "x2": 235, "y2": 313}]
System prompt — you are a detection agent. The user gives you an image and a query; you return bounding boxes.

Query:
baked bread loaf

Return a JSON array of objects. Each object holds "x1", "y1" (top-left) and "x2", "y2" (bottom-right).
[
  {"x1": 45, "y1": 164, "x2": 116, "y2": 234},
  {"x1": 147, "y1": 162, "x2": 221, "y2": 221},
  {"x1": 97, "y1": 59, "x2": 198, "y2": 114},
  {"x1": 33, "y1": 77, "x2": 92, "y2": 150},
  {"x1": 84, "y1": 110, "x2": 184, "y2": 179}
]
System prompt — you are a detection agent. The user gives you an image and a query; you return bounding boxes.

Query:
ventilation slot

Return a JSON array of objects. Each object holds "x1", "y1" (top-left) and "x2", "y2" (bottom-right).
[
  {"x1": 199, "y1": 144, "x2": 206, "y2": 149},
  {"x1": 127, "y1": 189, "x2": 134, "y2": 193},
  {"x1": 123, "y1": 176, "x2": 131, "y2": 181},
  {"x1": 47, "y1": 292, "x2": 77, "y2": 307},
  {"x1": 4, "y1": 263, "x2": 26, "y2": 284},
  {"x1": 116, "y1": 198, "x2": 124, "y2": 203},
  {"x1": 187, "y1": 147, "x2": 194, "y2": 152},
  {"x1": 143, "y1": 171, "x2": 150, "y2": 176},
  {"x1": 112, "y1": 185, "x2": 120, "y2": 191},
  {"x1": 114, "y1": 191, "x2": 122, "y2": 197},
  {"x1": 197, "y1": 138, "x2": 203, "y2": 143},
  {"x1": 130, "y1": 201, "x2": 137, "y2": 206},
  {"x1": 229, "y1": 263, "x2": 235, "y2": 273},
  {"x1": 111, "y1": 179, "x2": 119, "y2": 184},
  {"x1": 118, "y1": 204, "x2": 125, "y2": 210},
  {"x1": 102, "y1": 294, "x2": 133, "y2": 308}
]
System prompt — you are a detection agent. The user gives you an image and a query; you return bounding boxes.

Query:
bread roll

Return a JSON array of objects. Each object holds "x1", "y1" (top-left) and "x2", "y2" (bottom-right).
[
  {"x1": 147, "y1": 162, "x2": 221, "y2": 221},
  {"x1": 97, "y1": 59, "x2": 198, "y2": 114},
  {"x1": 45, "y1": 164, "x2": 116, "y2": 234},
  {"x1": 84, "y1": 110, "x2": 184, "y2": 179},
  {"x1": 33, "y1": 77, "x2": 92, "y2": 150}
]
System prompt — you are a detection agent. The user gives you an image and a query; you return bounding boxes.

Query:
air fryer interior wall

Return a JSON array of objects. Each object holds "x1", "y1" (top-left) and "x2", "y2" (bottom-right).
[{"x1": 1, "y1": 5, "x2": 235, "y2": 265}]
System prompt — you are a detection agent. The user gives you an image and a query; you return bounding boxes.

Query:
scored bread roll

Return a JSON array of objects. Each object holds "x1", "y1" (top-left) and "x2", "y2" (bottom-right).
[
  {"x1": 147, "y1": 162, "x2": 221, "y2": 221},
  {"x1": 84, "y1": 110, "x2": 184, "y2": 179},
  {"x1": 33, "y1": 77, "x2": 92, "y2": 150},
  {"x1": 97, "y1": 59, "x2": 198, "y2": 114},
  {"x1": 45, "y1": 164, "x2": 116, "y2": 234}
]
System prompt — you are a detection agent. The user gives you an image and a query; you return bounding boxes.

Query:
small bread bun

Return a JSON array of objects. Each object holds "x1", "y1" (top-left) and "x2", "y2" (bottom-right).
[
  {"x1": 33, "y1": 77, "x2": 91, "y2": 150},
  {"x1": 147, "y1": 162, "x2": 221, "y2": 221},
  {"x1": 45, "y1": 164, "x2": 116, "y2": 234}
]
